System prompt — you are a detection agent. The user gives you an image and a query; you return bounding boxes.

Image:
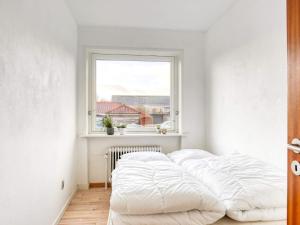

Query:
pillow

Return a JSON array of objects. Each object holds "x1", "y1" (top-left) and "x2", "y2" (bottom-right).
[
  {"x1": 168, "y1": 149, "x2": 214, "y2": 165},
  {"x1": 121, "y1": 152, "x2": 170, "y2": 162}
]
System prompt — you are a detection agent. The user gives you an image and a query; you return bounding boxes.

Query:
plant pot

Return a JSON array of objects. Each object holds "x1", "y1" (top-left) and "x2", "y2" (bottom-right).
[
  {"x1": 161, "y1": 128, "x2": 168, "y2": 134},
  {"x1": 106, "y1": 127, "x2": 114, "y2": 135},
  {"x1": 118, "y1": 128, "x2": 126, "y2": 135}
]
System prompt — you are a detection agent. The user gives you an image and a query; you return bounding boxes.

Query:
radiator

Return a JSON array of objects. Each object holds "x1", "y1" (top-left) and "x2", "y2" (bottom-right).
[{"x1": 104, "y1": 145, "x2": 162, "y2": 189}]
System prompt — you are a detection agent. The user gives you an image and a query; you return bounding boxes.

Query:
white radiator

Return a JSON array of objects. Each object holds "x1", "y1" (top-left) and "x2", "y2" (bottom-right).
[{"x1": 104, "y1": 145, "x2": 162, "y2": 189}]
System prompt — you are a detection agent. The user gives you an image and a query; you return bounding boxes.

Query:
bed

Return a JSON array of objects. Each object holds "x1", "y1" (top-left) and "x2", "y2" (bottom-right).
[
  {"x1": 109, "y1": 156, "x2": 225, "y2": 225},
  {"x1": 108, "y1": 151, "x2": 286, "y2": 225},
  {"x1": 168, "y1": 150, "x2": 287, "y2": 222}
]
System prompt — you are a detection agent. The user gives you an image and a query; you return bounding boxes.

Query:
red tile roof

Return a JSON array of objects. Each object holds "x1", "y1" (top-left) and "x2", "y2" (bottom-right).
[
  {"x1": 96, "y1": 101, "x2": 122, "y2": 114},
  {"x1": 107, "y1": 104, "x2": 140, "y2": 114},
  {"x1": 96, "y1": 101, "x2": 140, "y2": 115}
]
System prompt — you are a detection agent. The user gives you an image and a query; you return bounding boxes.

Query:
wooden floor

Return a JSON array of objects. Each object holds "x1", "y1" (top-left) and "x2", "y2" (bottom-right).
[{"x1": 59, "y1": 188, "x2": 111, "y2": 225}]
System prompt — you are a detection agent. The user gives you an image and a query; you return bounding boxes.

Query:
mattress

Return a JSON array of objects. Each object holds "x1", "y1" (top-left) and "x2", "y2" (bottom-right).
[{"x1": 107, "y1": 210, "x2": 286, "y2": 225}]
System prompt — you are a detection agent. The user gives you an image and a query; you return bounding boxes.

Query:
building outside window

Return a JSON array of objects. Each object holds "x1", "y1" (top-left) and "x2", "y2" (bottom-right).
[{"x1": 87, "y1": 49, "x2": 181, "y2": 134}]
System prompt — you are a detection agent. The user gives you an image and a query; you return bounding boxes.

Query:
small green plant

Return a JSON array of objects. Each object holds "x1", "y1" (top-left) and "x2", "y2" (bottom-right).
[
  {"x1": 102, "y1": 115, "x2": 113, "y2": 128},
  {"x1": 117, "y1": 124, "x2": 127, "y2": 129}
]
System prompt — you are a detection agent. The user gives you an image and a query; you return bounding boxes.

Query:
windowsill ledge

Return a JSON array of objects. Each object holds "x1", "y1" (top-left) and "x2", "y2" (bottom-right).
[{"x1": 80, "y1": 133, "x2": 184, "y2": 138}]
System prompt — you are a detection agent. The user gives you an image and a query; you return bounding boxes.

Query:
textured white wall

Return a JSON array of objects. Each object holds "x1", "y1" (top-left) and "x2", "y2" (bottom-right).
[
  {"x1": 77, "y1": 27, "x2": 205, "y2": 183},
  {"x1": 205, "y1": 0, "x2": 287, "y2": 170},
  {"x1": 0, "y1": 1, "x2": 77, "y2": 225}
]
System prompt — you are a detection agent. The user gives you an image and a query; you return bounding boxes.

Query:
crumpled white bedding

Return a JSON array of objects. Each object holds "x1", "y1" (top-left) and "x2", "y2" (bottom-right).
[
  {"x1": 108, "y1": 210, "x2": 226, "y2": 225},
  {"x1": 121, "y1": 151, "x2": 170, "y2": 162},
  {"x1": 169, "y1": 152, "x2": 287, "y2": 222},
  {"x1": 107, "y1": 211, "x2": 286, "y2": 225},
  {"x1": 110, "y1": 159, "x2": 225, "y2": 225}
]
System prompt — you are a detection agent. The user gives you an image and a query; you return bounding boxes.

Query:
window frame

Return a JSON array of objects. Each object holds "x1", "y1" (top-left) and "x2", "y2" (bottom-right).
[{"x1": 86, "y1": 48, "x2": 181, "y2": 135}]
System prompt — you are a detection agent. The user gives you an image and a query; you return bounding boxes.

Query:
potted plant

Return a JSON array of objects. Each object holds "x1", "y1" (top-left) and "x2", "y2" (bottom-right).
[
  {"x1": 161, "y1": 128, "x2": 168, "y2": 135},
  {"x1": 117, "y1": 124, "x2": 127, "y2": 135},
  {"x1": 102, "y1": 115, "x2": 114, "y2": 135},
  {"x1": 156, "y1": 124, "x2": 161, "y2": 134}
]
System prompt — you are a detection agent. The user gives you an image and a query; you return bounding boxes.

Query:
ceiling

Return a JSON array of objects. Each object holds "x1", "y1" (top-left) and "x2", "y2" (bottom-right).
[{"x1": 65, "y1": 0, "x2": 237, "y2": 31}]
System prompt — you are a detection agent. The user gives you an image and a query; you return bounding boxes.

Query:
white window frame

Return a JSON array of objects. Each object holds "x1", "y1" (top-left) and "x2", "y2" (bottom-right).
[{"x1": 86, "y1": 48, "x2": 181, "y2": 135}]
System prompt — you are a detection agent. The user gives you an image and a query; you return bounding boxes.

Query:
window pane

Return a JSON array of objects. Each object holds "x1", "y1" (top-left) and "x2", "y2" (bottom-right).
[{"x1": 95, "y1": 60, "x2": 172, "y2": 131}]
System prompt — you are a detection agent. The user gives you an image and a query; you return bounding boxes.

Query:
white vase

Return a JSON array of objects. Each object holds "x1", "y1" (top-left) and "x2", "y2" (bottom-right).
[{"x1": 119, "y1": 128, "x2": 125, "y2": 135}]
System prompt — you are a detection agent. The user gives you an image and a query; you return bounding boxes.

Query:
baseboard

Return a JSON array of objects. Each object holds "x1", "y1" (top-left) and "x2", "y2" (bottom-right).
[
  {"x1": 52, "y1": 188, "x2": 77, "y2": 225},
  {"x1": 77, "y1": 183, "x2": 89, "y2": 190},
  {"x1": 89, "y1": 182, "x2": 111, "y2": 188}
]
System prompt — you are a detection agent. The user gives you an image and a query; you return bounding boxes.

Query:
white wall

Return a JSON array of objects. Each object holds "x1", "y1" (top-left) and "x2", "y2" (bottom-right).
[
  {"x1": 0, "y1": 1, "x2": 77, "y2": 225},
  {"x1": 77, "y1": 27, "x2": 205, "y2": 184},
  {"x1": 205, "y1": 0, "x2": 287, "y2": 169}
]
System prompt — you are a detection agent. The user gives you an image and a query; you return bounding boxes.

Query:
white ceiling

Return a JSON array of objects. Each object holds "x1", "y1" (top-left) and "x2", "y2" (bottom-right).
[{"x1": 65, "y1": 0, "x2": 237, "y2": 31}]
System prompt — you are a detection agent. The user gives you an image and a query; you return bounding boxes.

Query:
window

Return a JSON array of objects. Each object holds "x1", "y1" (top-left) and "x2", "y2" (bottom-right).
[{"x1": 87, "y1": 49, "x2": 180, "y2": 134}]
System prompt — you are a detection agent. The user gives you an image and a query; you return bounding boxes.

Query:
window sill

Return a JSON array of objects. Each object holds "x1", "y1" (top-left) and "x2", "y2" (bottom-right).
[{"x1": 80, "y1": 133, "x2": 183, "y2": 138}]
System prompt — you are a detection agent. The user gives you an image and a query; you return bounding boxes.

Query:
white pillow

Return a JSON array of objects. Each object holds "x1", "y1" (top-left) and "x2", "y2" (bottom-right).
[
  {"x1": 121, "y1": 152, "x2": 170, "y2": 162},
  {"x1": 168, "y1": 149, "x2": 214, "y2": 165}
]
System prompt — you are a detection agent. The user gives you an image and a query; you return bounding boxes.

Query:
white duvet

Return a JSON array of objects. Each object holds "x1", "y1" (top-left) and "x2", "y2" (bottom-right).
[
  {"x1": 110, "y1": 159, "x2": 225, "y2": 225},
  {"x1": 108, "y1": 212, "x2": 286, "y2": 225},
  {"x1": 169, "y1": 152, "x2": 287, "y2": 222}
]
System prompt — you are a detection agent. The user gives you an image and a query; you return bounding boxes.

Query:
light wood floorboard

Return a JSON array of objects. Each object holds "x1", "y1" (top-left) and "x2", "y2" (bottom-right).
[{"x1": 59, "y1": 188, "x2": 111, "y2": 225}]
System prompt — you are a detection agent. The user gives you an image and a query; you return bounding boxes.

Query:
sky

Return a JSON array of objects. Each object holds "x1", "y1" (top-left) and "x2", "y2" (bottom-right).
[{"x1": 96, "y1": 60, "x2": 171, "y2": 101}]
